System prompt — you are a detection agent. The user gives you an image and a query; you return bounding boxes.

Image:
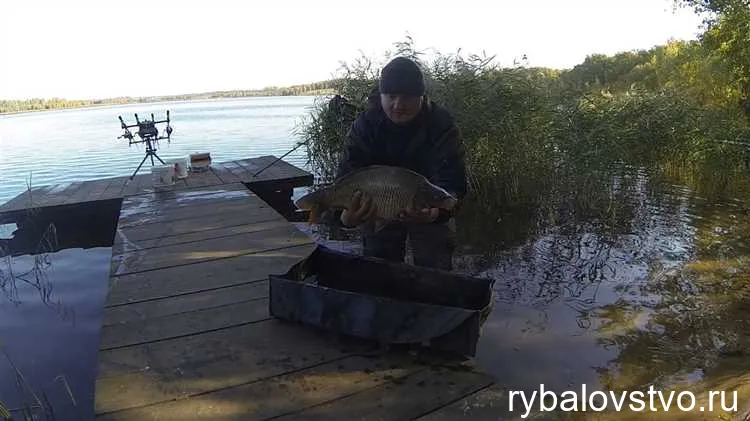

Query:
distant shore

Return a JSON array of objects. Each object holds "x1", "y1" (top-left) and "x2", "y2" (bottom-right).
[{"x1": 0, "y1": 82, "x2": 337, "y2": 115}]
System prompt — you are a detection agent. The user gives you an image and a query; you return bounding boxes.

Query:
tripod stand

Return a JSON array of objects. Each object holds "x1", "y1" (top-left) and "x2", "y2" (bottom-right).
[
  {"x1": 117, "y1": 111, "x2": 174, "y2": 180},
  {"x1": 131, "y1": 137, "x2": 166, "y2": 179}
]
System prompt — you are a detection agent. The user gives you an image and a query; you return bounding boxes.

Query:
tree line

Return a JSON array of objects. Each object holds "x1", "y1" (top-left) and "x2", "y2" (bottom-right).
[{"x1": 0, "y1": 80, "x2": 339, "y2": 114}]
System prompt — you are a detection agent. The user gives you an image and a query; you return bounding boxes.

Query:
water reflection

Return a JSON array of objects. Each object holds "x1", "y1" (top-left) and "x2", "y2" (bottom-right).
[{"x1": 472, "y1": 168, "x2": 750, "y2": 418}]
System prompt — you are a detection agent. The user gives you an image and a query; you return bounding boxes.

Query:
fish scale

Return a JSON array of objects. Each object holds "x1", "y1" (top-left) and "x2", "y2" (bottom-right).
[{"x1": 295, "y1": 165, "x2": 457, "y2": 227}]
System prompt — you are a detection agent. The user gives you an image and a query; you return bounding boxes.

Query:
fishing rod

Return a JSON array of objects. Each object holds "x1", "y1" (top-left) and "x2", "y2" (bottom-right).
[{"x1": 252, "y1": 139, "x2": 311, "y2": 177}]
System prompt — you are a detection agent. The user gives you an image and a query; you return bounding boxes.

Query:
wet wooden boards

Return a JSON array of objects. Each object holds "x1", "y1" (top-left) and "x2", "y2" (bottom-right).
[{"x1": 93, "y1": 181, "x2": 498, "y2": 420}]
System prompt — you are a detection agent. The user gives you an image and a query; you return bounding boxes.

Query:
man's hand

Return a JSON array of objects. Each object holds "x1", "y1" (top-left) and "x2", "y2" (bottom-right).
[
  {"x1": 340, "y1": 191, "x2": 377, "y2": 227},
  {"x1": 398, "y1": 207, "x2": 439, "y2": 223}
]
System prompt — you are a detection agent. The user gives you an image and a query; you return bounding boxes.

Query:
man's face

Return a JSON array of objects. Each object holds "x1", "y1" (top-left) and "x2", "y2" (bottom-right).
[{"x1": 380, "y1": 93, "x2": 423, "y2": 124}]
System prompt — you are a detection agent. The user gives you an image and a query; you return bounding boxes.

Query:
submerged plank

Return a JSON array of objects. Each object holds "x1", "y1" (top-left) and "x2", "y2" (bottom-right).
[
  {"x1": 94, "y1": 319, "x2": 368, "y2": 414},
  {"x1": 105, "y1": 243, "x2": 315, "y2": 306},
  {"x1": 110, "y1": 224, "x2": 313, "y2": 276}
]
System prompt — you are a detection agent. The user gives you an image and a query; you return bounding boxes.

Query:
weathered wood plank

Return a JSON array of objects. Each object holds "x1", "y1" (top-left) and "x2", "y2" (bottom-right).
[
  {"x1": 119, "y1": 181, "x2": 249, "y2": 206},
  {"x1": 94, "y1": 319, "x2": 368, "y2": 414},
  {"x1": 105, "y1": 243, "x2": 315, "y2": 306},
  {"x1": 112, "y1": 207, "x2": 282, "y2": 251},
  {"x1": 99, "y1": 176, "x2": 129, "y2": 200},
  {"x1": 414, "y1": 385, "x2": 553, "y2": 421},
  {"x1": 110, "y1": 224, "x2": 312, "y2": 276},
  {"x1": 118, "y1": 187, "x2": 256, "y2": 217},
  {"x1": 79, "y1": 177, "x2": 120, "y2": 203},
  {"x1": 274, "y1": 368, "x2": 495, "y2": 421},
  {"x1": 116, "y1": 195, "x2": 270, "y2": 229},
  {"x1": 95, "y1": 355, "x2": 421, "y2": 421},
  {"x1": 183, "y1": 167, "x2": 224, "y2": 188},
  {"x1": 217, "y1": 160, "x2": 251, "y2": 181},
  {"x1": 99, "y1": 297, "x2": 270, "y2": 350},
  {"x1": 103, "y1": 280, "x2": 269, "y2": 326},
  {"x1": 60, "y1": 180, "x2": 90, "y2": 205},
  {"x1": 112, "y1": 218, "x2": 289, "y2": 255},
  {"x1": 210, "y1": 163, "x2": 242, "y2": 184},
  {"x1": 121, "y1": 173, "x2": 151, "y2": 197},
  {"x1": 0, "y1": 184, "x2": 55, "y2": 212}
]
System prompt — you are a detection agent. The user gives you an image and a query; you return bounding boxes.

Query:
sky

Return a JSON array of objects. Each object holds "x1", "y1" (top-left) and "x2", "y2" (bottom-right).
[{"x1": 0, "y1": 0, "x2": 706, "y2": 100}]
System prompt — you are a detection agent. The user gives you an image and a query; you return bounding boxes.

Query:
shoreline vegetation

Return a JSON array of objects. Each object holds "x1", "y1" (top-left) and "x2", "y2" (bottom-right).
[
  {"x1": 0, "y1": 81, "x2": 338, "y2": 115},
  {"x1": 296, "y1": 0, "x2": 750, "y2": 254}
]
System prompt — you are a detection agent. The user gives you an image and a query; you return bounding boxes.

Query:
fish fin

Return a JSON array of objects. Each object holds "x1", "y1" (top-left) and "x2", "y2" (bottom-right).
[{"x1": 307, "y1": 205, "x2": 320, "y2": 224}]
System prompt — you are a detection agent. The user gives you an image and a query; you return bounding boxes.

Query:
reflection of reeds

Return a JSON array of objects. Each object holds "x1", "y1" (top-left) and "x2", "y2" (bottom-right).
[
  {"x1": 0, "y1": 343, "x2": 78, "y2": 421},
  {"x1": 0, "y1": 175, "x2": 75, "y2": 324},
  {"x1": 0, "y1": 174, "x2": 78, "y2": 421}
]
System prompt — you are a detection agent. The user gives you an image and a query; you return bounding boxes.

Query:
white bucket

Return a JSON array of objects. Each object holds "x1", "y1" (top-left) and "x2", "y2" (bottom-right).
[
  {"x1": 152, "y1": 164, "x2": 175, "y2": 189},
  {"x1": 172, "y1": 158, "x2": 189, "y2": 179}
]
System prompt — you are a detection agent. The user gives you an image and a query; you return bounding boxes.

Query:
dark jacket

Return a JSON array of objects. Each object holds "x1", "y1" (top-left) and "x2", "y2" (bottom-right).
[{"x1": 335, "y1": 90, "x2": 468, "y2": 201}]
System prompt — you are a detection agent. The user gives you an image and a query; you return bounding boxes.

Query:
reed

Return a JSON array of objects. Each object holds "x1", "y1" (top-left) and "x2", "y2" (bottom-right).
[{"x1": 295, "y1": 37, "x2": 750, "y2": 255}]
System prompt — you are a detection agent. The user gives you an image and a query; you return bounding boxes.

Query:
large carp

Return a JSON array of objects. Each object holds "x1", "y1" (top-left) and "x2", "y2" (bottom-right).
[{"x1": 295, "y1": 165, "x2": 458, "y2": 231}]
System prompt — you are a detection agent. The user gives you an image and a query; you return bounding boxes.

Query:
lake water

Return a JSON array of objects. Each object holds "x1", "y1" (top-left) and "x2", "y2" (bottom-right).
[
  {"x1": 0, "y1": 96, "x2": 317, "y2": 205},
  {"x1": 1, "y1": 97, "x2": 749, "y2": 419}
]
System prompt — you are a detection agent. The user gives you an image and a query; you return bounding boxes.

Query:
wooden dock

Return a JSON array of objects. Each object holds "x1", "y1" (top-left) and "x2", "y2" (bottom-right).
[
  {"x1": 2, "y1": 156, "x2": 512, "y2": 420},
  {"x1": 0, "y1": 155, "x2": 311, "y2": 219}
]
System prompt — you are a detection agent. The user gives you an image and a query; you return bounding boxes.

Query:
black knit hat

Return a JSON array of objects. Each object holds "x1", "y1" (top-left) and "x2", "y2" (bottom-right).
[{"x1": 379, "y1": 57, "x2": 425, "y2": 96}]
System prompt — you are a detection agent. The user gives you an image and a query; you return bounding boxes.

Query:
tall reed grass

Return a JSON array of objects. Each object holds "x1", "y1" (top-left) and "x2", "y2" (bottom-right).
[{"x1": 295, "y1": 37, "x2": 750, "y2": 252}]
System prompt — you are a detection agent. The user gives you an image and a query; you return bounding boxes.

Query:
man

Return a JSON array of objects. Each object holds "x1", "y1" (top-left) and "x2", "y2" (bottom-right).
[{"x1": 333, "y1": 56, "x2": 468, "y2": 271}]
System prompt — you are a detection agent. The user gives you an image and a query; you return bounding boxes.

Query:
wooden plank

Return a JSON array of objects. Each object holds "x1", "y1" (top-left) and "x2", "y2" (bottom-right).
[
  {"x1": 274, "y1": 368, "x2": 495, "y2": 421},
  {"x1": 105, "y1": 243, "x2": 315, "y2": 306},
  {"x1": 0, "y1": 184, "x2": 52, "y2": 212},
  {"x1": 217, "y1": 160, "x2": 251, "y2": 182},
  {"x1": 95, "y1": 355, "x2": 422, "y2": 421},
  {"x1": 99, "y1": 297, "x2": 270, "y2": 350},
  {"x1": 60, "y1": 180, "x2": 91, "y2": 205},
  {"x1": 116, "y1": 195, "x2": 269, "y2": 229},
  {"x1": 112, "y1": 218, "x2": 289, "y2": 255},
  {"x1": 210, "y1": 163, "x2": 242, "y2": 184},
  {"x1": 8, "y1": 185, "x2": 60, "y2": 213},
  {"x1": 110, "y1": 224, "x2": 312, "y2": 276},
  {"x1": 183, "y1": 167, "x2": 225, "y2": 188},
  {"x1": 120, "y1": 181, "x2": 249, "y2": 204},
  {"x1": 118, "y1": 185, "x2": 255, "y2": 214},
  {"x1": 81, "y1": 177, "x2": 120, "y2": 203},
  {"x1": 112, "y1": 206, "x2": 282, "y2": 250},
  {"x1": 235, "y1": 155, "x2": 278, "y2": 182},
  {"x1": 238, "y1": 156, "x2": 313, "y2": 190},
  {"x1": 62, "y1": 178, "x2": 108, "y2": 205},
  {"x1": 414, "y1": 385, "x2": 554, "y2": 421},
  {"x1": 23, "y1": 180, "x2": 81, "y2": 208},
  {"x1": 99, "y1": 176, "x2": 129, "y2": 200},
  {"x1": 121, "y1": 173, "x2": 150, "y2": 197},
  {"x1": 103, "y1": 280, "x2": 269, "y2": 326},
  {"x1": 94, "y1": 319, "x2": 369, "y2": 414}
]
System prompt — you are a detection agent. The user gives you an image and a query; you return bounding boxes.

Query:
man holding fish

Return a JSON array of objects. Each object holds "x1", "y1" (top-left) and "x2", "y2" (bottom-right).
[{"x1": 295, "y1": 56, "x2": 467, "y2": 271}]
